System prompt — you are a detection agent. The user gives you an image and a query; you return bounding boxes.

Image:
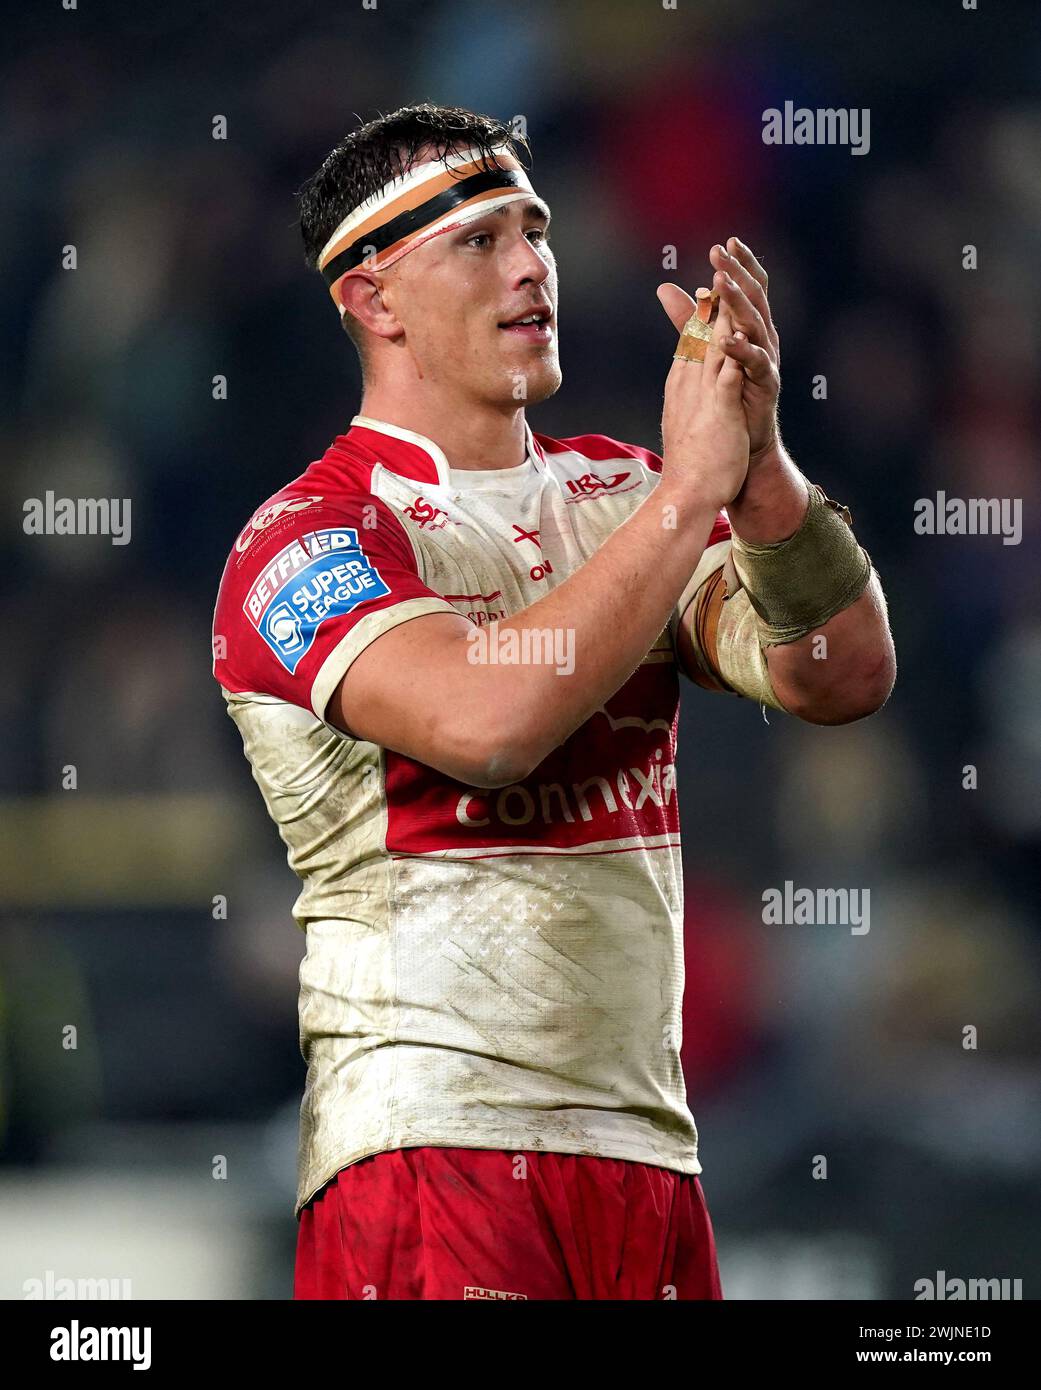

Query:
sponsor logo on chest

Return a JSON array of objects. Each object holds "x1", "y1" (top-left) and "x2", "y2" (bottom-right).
[
  {"x1": 562, "y1": 470, "x2": 637, "y2": 502},
  {"x1": 402, "y1": 495, "x2": 462, "y2": 530}
]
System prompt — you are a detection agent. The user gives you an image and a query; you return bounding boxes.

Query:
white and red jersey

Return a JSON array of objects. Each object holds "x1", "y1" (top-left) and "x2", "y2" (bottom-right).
[{"x1": 212, "y1": 416, "x2": 731, "y2": 1215}]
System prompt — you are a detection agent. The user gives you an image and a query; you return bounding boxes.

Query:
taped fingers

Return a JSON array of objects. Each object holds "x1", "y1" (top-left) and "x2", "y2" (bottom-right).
[{"x1": 673, "y1": 289, "x2": 719, "y2": 365}]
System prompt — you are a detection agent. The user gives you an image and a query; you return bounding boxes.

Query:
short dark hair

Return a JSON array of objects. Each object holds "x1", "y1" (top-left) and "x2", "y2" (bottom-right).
[{"x1": 297, "y1": 103, "x2": 530, "y2": 368}]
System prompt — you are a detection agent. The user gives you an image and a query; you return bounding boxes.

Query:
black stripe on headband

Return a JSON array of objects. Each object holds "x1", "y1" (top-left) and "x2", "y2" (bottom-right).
[{"x1": 321, "y1": 167, "x2": 527, "y2": 285}]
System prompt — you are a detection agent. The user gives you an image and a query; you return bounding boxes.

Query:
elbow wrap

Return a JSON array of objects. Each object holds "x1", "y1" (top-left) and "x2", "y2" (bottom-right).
[
  {"x1": 728, "y1": 480, "x2": 873, "y2": 645},
  {"x1": 714, "y1": 588, "x2": 790, "y2": 712}
]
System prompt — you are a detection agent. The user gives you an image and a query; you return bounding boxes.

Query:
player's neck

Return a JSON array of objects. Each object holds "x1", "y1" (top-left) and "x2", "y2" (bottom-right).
[{"x1": 357, "y1": 383, "x2": 529, "y2": 473}]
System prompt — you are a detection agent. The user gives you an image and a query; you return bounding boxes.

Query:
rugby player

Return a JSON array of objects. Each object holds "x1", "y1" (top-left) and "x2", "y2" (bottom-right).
[{"x1": 212, "y1": 103, "x2": 895, "y2": 1300}]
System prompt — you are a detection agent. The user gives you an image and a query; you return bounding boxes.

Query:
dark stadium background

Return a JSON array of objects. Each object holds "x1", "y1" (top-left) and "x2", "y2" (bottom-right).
[{"x1": 2, "y1": 0, "x2": 1039, "y2": 1298}]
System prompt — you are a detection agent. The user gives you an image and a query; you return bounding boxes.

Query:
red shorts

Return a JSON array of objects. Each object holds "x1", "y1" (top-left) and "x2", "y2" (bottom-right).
[{"x1": 294, "y1": 1146, "x2": 723, "y2": 1300}]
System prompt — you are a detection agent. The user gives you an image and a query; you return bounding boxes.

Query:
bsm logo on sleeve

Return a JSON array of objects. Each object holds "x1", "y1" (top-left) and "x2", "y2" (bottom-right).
[{"x1": 243, "y1": 528, "x2": 389, "y2": 672}]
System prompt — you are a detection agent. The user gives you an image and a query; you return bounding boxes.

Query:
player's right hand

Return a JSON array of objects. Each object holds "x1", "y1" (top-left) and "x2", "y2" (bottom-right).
[{"x1": 657, "y1": 282, "x2": 750, "y2": 511}]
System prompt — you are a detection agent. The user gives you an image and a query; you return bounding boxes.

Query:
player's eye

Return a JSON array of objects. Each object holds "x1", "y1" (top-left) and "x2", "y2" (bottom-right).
[
  {"x1": 526, "y1": 227, "x2": 549, "y2": 245},
  {"x1": 466, "y1": 231, "x2": 492, "y2": 249}
]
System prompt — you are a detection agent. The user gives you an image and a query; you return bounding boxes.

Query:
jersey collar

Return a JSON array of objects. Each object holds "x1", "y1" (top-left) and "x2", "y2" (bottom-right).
[{"x1": 345, "y1": 414, "x2": 544, "y2": 488}]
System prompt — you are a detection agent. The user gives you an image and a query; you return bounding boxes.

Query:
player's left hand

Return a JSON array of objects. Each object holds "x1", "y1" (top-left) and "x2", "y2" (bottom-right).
[{"x1": 659, "y1": 237, "x2": 781, "y2": 462}]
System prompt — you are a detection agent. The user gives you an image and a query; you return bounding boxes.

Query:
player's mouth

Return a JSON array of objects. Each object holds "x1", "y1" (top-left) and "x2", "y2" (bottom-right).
[{"x1": 498, "y1": 307, "x2": 554, "y2": 341}]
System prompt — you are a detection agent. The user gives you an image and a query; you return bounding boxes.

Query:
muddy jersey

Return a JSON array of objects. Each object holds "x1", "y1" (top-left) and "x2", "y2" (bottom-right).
[{"x1": 212, "y1": 415, "x2": 731, "y2": 1215}]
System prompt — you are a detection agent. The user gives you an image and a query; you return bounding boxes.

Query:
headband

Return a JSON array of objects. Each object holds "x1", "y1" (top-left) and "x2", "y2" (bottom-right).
[{"x1": 318, "y1": 144, "x2": 535, "y2": 316}]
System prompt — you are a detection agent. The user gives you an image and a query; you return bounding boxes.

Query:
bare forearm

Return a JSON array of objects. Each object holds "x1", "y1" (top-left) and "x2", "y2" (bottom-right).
[
  {"x1": 479, "y1": 481, "x2": 719, "y2": 779},
  {"x1": 726, "y1": 439, "x2": 808, "y2": 543}
]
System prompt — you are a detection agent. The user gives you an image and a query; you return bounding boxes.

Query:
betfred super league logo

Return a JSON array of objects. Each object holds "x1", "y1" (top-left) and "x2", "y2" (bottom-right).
[{"x1": 243, "y1": 528, "x2": 389, "y2": 673}]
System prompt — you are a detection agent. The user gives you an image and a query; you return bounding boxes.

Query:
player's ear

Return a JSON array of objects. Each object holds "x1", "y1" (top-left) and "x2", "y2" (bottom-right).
[{"x1": 339, "y1": 272, "x2": 402, "y2": 342}]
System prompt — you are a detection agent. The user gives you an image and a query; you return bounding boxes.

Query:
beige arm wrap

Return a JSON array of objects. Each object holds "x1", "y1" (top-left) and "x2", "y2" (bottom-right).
[
  {"x1": 676, "y1": 545, "x2": 788, "y2": 711},
  {"x1": 713, "y1": 584, "x2": 789, "y2": 711},
  {"x1": 677, "y1": 479, "x2": 872, "y2": 711},
  {"x1": 729, "y1": 479, "x2": 873, "y2": 645}
]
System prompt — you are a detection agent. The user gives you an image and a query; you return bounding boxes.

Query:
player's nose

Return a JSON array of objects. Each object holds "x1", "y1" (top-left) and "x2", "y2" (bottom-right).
[{"x1": 506, "y1": 234, "x2": 551, "y2": 290}]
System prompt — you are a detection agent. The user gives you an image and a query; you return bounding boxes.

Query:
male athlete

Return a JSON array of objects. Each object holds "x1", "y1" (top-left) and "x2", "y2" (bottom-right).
[{"x1": 212, "y1": 103, "x2": 895, "y2": 1300}]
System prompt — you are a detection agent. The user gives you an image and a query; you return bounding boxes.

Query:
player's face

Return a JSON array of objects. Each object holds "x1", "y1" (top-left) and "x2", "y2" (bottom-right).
[{"x1": 391, "y1": 194, "x2": 561, "y2": 408}]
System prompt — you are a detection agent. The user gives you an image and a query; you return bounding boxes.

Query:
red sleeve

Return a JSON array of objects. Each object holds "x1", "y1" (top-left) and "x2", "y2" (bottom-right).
[{"x1": 212, "y1": 493, "x2": 458, "y2": 721}]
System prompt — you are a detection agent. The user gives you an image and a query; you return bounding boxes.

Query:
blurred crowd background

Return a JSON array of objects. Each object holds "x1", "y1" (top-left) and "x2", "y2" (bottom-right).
[{"x1": 2, "y1": 0, "x2": 1039, "y2": 1299}]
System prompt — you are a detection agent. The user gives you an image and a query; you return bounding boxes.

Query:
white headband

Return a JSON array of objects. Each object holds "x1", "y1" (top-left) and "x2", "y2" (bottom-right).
[{"x1": 318, "y1": 144, "x2": 535, "y2": 316}]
